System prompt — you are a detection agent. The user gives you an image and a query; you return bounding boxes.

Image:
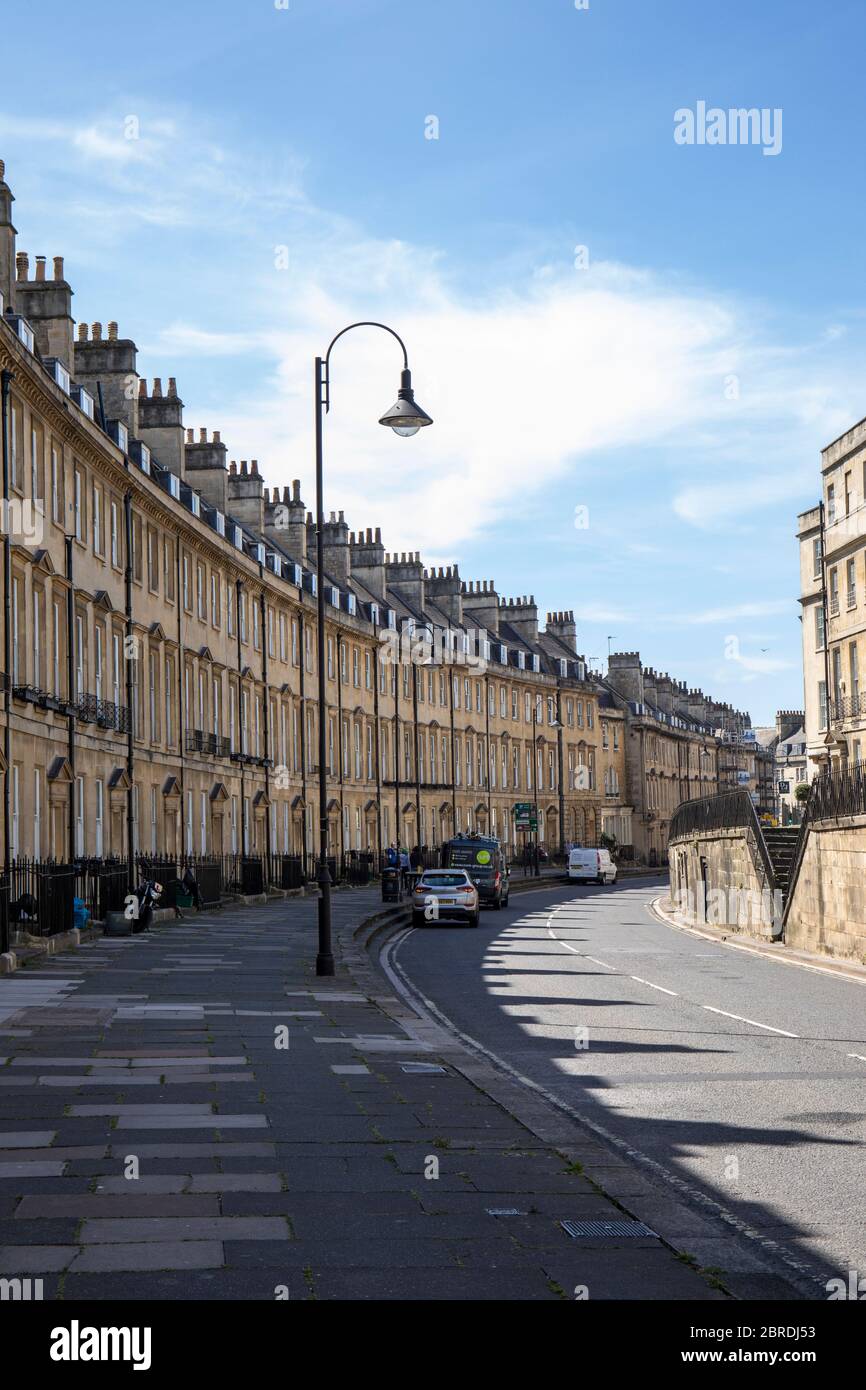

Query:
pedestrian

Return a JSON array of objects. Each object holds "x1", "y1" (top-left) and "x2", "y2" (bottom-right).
[{"x1": 399, "y1": 844, "x2": 411, "y2": 892}]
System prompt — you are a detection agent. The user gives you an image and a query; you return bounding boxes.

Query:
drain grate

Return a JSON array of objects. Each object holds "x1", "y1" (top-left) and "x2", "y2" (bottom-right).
[
  {"x1": 560, "y1": 1218, "x2": 657, "y2": 1239},
  {"x1": 486, "y1": 1207, "x2": 526, "y2": 1217},
  {"x1": 400, "y1": 1062, "x2": 446, "y2": 1074}
]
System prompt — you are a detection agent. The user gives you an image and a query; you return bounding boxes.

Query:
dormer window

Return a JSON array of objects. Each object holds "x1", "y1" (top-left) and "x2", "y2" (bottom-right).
[
  {"x1": 232, "y1": 524, "x2": 243, "y2": 550},
  {"x1": 369, "y1": 602, "x2": 379, "y2": 626},
  {"x1": 133, "y1": 442, "x2": 151, "y2": 475},
  {"x1": 516, "y1": 651, "x2": 526, "y2": 671},
  {"x1": 290, "y1": 562, "x2": 301, "y2": 586},
  {"x1": 45, "y1": 358, "x2": 71, "y2": 395},
  {"x1": 167, "y1": 473, "x2": 181, "y2": 500},
  {"x1": 347, "y1": 593, "x2": 357, "y2": 616},
  {"x1": 13, "y1": 315, "x2": 34, "y2": 352},
  {"x1": 214, "y1": 510, "x2": 225, "y2": 537},
  {"x1": 329, "y1": 585, "x2": 340, "y2": 607},
  {"x1": 387, "y1": 608, "x2": 397, "y2": 630},
  {"x1": 254, "y1": 541, "x2": 266, "y2": 565},
  {"x1": 112, "y1": 420, "x2": 128, "y2": 453},
  {"x1": 190, "y1": 493, "x2": 201, "y2": 518},
  {"x1": 73, "y1": 384, "x2": 95, "y2": 421}
]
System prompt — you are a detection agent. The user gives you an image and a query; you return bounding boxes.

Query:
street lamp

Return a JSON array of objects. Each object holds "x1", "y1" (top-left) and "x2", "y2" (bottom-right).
[
  {"x1": 313, "y1": 323, "x2": 432, "y2": 976},
  {"x1": 530, "y1": 695, "x2": 542, "y2": 877}
]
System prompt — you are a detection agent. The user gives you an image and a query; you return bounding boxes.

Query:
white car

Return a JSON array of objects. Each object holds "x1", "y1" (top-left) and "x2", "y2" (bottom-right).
[
  {"x1": 568, "y1": 847, "x2": 617, "y2": 885},
  {"x1": 412, "y1": 869, "x2": 480, "y2": 927}
]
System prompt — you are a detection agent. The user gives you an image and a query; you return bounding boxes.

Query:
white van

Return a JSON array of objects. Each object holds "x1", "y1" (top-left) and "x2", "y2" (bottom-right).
[{"x1": 568, "y1": 847, "x2": 617, "y2": 885}]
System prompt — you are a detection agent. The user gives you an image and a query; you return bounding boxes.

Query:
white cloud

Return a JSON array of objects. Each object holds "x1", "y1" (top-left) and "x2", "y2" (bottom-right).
[
  {"x1": 682, "y1": 600, "x2": 793, "y2": 625},
  {"x1": 3, "y1": 101, "x2": 862, "y2": 570}
]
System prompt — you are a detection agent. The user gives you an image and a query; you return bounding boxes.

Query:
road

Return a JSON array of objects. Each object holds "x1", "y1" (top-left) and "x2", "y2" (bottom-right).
[{"x1": 385, "y1": 877, "x2": 866, "y2": 1292}]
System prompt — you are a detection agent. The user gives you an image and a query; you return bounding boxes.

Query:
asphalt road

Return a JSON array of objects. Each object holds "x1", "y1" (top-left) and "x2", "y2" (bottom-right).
[{"x1": 387, "y1": 877, "x2": 866, "y2": 1289}]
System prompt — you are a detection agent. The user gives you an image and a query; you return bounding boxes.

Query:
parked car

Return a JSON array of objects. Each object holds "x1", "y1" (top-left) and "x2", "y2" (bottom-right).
[
  {"x1": 441, "y1": 834, "x2": 510, "y2": 909},
  {"x1": 568, "y1": 847, "x2": 617, "y2": 885},
  {"x1": 412, "y1": 869, "x2": 480, "y2": 927}
]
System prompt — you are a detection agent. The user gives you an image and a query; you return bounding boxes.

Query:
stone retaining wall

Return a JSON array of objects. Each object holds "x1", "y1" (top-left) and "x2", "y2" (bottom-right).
[
  {"x1": 668, "y1": 827, "x2": 780, "y2": 940},
  {"x1": 784, "y1": 815, "x2": 866, "y2": 963}
]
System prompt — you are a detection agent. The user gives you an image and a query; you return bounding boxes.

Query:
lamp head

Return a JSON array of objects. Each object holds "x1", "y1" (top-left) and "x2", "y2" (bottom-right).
[{"x1": 379, "y1": 368, "x2": 433, "y2": 437}]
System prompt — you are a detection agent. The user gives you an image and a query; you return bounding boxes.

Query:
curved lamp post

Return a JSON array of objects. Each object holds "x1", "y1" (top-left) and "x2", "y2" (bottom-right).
[{"x1": 313, "y1": 323, "x2": 432, "y2": 976}]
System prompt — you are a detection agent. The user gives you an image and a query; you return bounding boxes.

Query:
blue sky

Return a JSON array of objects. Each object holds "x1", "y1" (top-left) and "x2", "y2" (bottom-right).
[{"x1": 3, "y1": 0, "x2": 866, "y2": 723}]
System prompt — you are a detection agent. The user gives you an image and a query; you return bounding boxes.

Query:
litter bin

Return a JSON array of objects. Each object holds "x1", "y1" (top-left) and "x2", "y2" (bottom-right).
[{"x1": 382, "y1": 868, "x2": 402, "y2": 903}]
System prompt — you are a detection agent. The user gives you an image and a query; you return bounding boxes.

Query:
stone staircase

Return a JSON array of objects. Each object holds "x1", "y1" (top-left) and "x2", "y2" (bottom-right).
[{"x1": 762, "y1": 826, "x2": 802, "y2": 903}]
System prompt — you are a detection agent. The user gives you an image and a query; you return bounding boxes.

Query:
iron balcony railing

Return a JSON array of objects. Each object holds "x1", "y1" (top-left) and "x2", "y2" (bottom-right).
[
  {"x1": 75, "y1": 693, "x2": 131, "y2": 731},
  {"x1": 186, "y1": 730, "x2": 232, "y2": 757},
  {"x1": 831, "y1": 692, "x2": 866, "y2": 722}
]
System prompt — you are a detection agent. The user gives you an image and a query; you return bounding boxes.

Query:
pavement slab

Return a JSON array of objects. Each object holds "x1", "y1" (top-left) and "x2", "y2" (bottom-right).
[{"x1": 0, "y1": 884, "x2": 760, "y2": 1301}]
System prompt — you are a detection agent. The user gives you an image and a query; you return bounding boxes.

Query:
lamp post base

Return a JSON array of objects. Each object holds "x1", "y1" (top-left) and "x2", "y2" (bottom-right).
[{"x1": 316, "y1": 862, "x2": 335, "y2": 976}]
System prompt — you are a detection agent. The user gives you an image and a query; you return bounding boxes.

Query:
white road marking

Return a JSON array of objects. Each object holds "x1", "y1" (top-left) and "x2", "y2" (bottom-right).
[
  {"x1": 702, "y1": 1005, "x2": 798, "y2": 1038},
  {"x1": 649, "y1": 896, "x2": 866, "y2": 987},
  {"x1": 380, "y1": 927, "x2": 826, "y2": 1297},
  {"x1": 630, "y1": 975, "x2": 678, "y2": 997},
  {"x1": 847, "y1": 1053, "x2": 866, "y2": 1063}
]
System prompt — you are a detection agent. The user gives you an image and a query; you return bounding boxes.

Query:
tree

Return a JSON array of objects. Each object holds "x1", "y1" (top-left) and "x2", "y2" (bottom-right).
[{"x1": 794, "y1": 783, "x2": 810, "y2": 803}]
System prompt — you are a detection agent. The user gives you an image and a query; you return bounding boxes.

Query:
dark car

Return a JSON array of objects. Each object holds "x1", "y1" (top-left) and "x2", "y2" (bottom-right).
[{"x1": 442, "y1": 834, "x2": 510, "y2": 909}]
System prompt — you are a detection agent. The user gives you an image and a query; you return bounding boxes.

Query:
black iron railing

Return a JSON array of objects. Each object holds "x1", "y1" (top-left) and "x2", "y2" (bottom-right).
[
  {"x1": 0, "y1": 859, "x2": 77, "y2": 938},
  {"x1": 75, "y1": 694, "x2": 131, "y2": 731},
  {"x1": 831, "y1": 693, "x2": 866, "y2": 723},
  {"x1": 808, "y1": 761, "x2": 866, "y2": 821},
  {"x1": 186, "y1": 731, "x2": 232, "y2": 757},
  {"x1": 74, "y1": 857, "x2": 128, "y2": 921}
]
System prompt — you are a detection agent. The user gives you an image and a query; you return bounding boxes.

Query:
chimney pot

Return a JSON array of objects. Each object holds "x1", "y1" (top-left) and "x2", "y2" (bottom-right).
[
  {"x1": 15, "y1": 252, "x2": 28, "y2": 281},
  {"x1": 186, "y1": 428, "x2": 194, "y2": 442},
  {"x1": 53, "y1": 255, "x2": 64, "y2": 281},
  {"x1": 213, "y1": 429, "x2": 221, "y2": 443},
  {"x1": 167, "y1": 376, "x2": 177, "y2": 397},
  {"x1": 229, "y1": 461, "x2": 237, "y2": 475},
  {"x1": 199, "y1": 428, "x2": 207, "y2": 443},
  {"x1": 251, "y1": 459, "x2": 258, "y2": 475},
  {"x1": 152, "y1": 376, "x2": 162, "y2": 398},
  {"x1": 138, "y1": 378, "x2": 147, "y2": 398},
  {"x1": 107, "y1": 320, "x2": 118, "y2": 341},
  {"x1": 91, "y1": 321, "x2": 102, "y2": 341},
  {"x1": 35, "y1": 255, "x2": 46, "y2": 282},
  {"x1": 77, "y1": 323, "x2": 88, "y2": 342}
]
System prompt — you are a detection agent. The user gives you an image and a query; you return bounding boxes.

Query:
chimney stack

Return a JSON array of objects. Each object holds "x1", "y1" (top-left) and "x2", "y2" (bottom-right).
[
  {"x1": 0, "y1": 160, "x2": 16, "y2": 312},
  {"x1": 183, "y1": 428, "x2": 228, "y2": 512}
]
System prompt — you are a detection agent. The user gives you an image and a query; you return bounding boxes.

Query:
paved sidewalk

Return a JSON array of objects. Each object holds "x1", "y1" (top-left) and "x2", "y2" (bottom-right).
[{"x1": 0, "y1": 889, "x2": 724, "y2": 1301}]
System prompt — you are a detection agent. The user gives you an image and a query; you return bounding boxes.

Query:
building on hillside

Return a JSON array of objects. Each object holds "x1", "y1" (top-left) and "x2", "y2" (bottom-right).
[
  {"x1": 799, "y1": 414, "x2": 866, "y2": 776},
  {"x1": 604, "y1": 653, "x2": 772, "y2": 864},
  {"x1": 754, "y1": 711, "x2": 808, "y2": 824}
]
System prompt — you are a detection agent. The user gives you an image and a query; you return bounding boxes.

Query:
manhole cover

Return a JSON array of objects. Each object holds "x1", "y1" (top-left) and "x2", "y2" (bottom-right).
[
  {"x1": 400, "y1": 1062, "x2": 446, "y2": 1074},
  {"x1": 561, "y1": 1219, "x2": 657, "y2": 1239}
]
